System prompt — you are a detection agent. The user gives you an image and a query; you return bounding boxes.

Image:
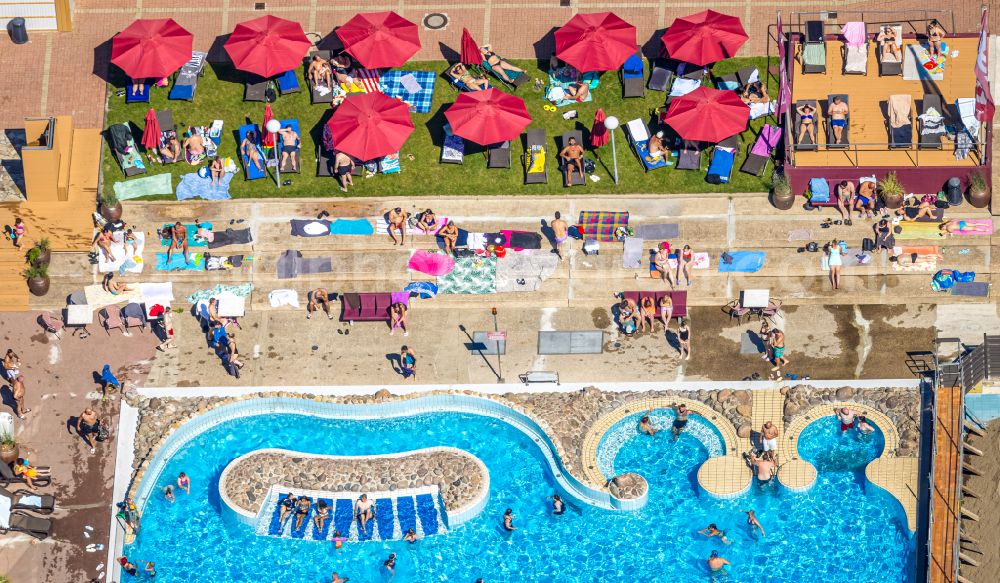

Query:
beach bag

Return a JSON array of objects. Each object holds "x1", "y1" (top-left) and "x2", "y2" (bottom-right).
[
  {"x1": 931, "y1": 270, "x2": 955, "y2": 291},
  {"x1": 954, "y1": 270, "x2": 975, "y2": 283},
  {"x1": 805, "y1": 242, "x2": 819, "y2": 252},
  {"x1": 583, "y1": 158, "x2": 596, "y2": 174},
  {"x1": 862, "y1": 238, "x2": 875, "y2": 252},
  {"x1": 96, "y1": 419, "x2": 110, "y2": 442},
  {"x1": 622, "y1": 319, "x2": 637, "y2": 334},
  {"x1": 265, "y1": 85, "x2": 277, "y2": 103},
  {"x1": 808, "y1": 178, "x2": 830, "y2": 203}
]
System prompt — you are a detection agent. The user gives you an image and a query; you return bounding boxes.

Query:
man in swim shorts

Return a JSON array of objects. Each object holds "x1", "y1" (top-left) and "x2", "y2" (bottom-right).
[
  {"x1": 355, "y1": 494, "x2": 375, "y2": 534},
  {"x1": 836, "y1": 407, "x2": 856, "y2": 431},
  {"x1": 760, "y1": 421, "x2": 779, "y2": 453},
  {"x1": 828, "y1": 96, "x2": 849, "y2": 144},
  {"x1": 333, "y1": 151, "x2": 354, "y2": 193},
  {"x1": 550, "y1": 211, "x2": 568, "y2": 261},
  {"x1": 698, "y1": 524, "x2": 732, "y2": 545},
  {"x1": 277, "y1": 125, "x2": 300, "y2": 172},
  {"x1": 769, "y1": 329, "x2": 788, "y2": 372},
  {"x1": 671, "y1": 403, "x2": 699, "y2": 439},
  {"x1": 387, "y1": 207, "x2": 409, "y2": 246},
  {"x1": 307, "y1": 288, "x2": 333, "y2": 320},
  {"x1": 639, "y1": 408, "x2": 659, "y2": 435},
  {"x1": 707, "y1": 550, "x2": 730, "y2": 573}
]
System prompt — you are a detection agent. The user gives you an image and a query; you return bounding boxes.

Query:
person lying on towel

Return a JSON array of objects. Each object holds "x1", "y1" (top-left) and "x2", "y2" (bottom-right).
[
  {"x1": 277, "y1": 125, "x2": 300, "y2": 172},
  {"x1": 308, "y1": 54, "x2": 333, "y2": 89},
  {"x1": 449, "y1": 63, "x2": 489, "y2": 91},
  {"x1": 183, "y1": 132, "x2": 206, "y2": 164},
  {"x1": 647, "y1": 131, "x2": 666, "y2": 160},
  {"x1": 480, "y1": 45, "x2": 525, "y2": 83}
]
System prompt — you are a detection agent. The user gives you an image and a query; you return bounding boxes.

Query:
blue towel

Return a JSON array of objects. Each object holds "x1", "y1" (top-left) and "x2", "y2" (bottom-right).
[
  {"x1": 155, "y1": 252, "x2": 205, "y2": 271},
  {"x1": 175, "y1": 172, "x2": 233, "y2": 201},
  {"x1": 160, "y1": 222, "x2": 213, "y2": 247},
  {"x1": 238, "y1": 124, "x2": 267, "y2": 181},
  {"x1": 329, "y1": 218, "x2": 374, "y2": 235},
  {"x1": 276, "y1": 69, "x2": 300, "y2": 93},
  {"x1": 100, "y1": 364, "x2": 121, "y2": 388},
  {"x1": 707, "y1": 149, "x2": 735, "y2": 183},
  {"x1": 404, "y1": 281, "x2": 438, "y2": 298},
  {"x1": 125, "y1": 81, "x2": 151, "y2": 103},
  {"x1": 717, "y1": 251, "x2": 766, "y2": 273}
]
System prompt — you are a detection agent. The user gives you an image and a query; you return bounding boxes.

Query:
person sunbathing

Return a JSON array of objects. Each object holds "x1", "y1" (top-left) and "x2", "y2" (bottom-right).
[
  {"x1": 277, "y1": 125, "x2": 299, "y2": 172},
  {"x1": 94, "y1": 229, "x2": 116, "y2": 262},
  {"x1": 209, "y1": 157, "x2": 224, "y2": 187},
  {"x1": 102, "y1": 273, "x2": 133, "y2": 295},
  {"x1": 278, "y1": 495, "x2": 298, "y2": 528},
  {"x1": 657, "y1": 294, "x2": 673, "y2": 331},
  {"x1": 183, "y1": 133, "x2": 205, "y2": 163},
  {"x1": 313, "y1": 500, "x2": 330, "y2": 532},
  {"x1": 941, "y1": 219, "x2": 992, "y2": 234},
  {"x1": 159, "y1": 133, "x2": 181, "y2": 163},
  {"x1": 329, "y1": 54, "x2": 353, "y2": 84},
  {"x1": 387, "y1": 207, "x2": 409, "y2": 246},
  {"x1": 308, "y1": 55, "x2": 333, "y2": 89},
  {"x1": 417, "y1": 209, "x2": 438, "y2": 233},
  {"x1": 564, "y1": 81, "x2": 589, "y2": 102},
  {"x1": 855, "y1": 181, "x2": 877, "y2": 219},
  {"x1": 646, "y1": 131, "x2": 666, "y2": 159},
  {"x1": 796, "y1": 103, "x2": 816, "y2": 143},
  {"x1": 449, "y1": 63, "x2": 489, "y2": 91},
  {"x1": 903, "y1": 194, "x2": 937, "y2": 221},
  {"x1": 828, "y1": 96, "x2": 849, "y2": 144},
  {"x1": 480, "y1": 45, "x2": 524, "y2": 83},
  {"x1": 293, "y1": 496, "x2": 312, "y2": 531},
  {"x1": 130, "y1": 78, "x2": 145, "y2": 96},
  {"x1": 439, "y1": 220, "x2": 459, "y2": 254},
  {"x1": 653, "y1": 242, "x2": 676, "y2": 288},
  {"x1": 741, "y1": 81, "x2": 769, "y2": 104},
  {"x1": 878, "y1": 26, "x2": 902, "y2": 62},
  {"x1": 241, "y1": 130, "x2": 264, "y2": 173},
  {"x1": 559, "y1": 137, "x2": 584, "y2": 186},
  {"x1": 927, "y1": 19, "x2": 946, "y2": 61}
]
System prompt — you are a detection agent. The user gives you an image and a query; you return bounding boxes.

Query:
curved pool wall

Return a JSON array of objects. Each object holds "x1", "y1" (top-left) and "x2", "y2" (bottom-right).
[
  {"x1": 130, "y1": 394, "x2": 641, "y2": 526},
  {"x1": 217, "y1": 446, "x2": 490, "y2": 529},
  {"x1": 596, "y1": 410, "x2": 726, "y2": 478}
]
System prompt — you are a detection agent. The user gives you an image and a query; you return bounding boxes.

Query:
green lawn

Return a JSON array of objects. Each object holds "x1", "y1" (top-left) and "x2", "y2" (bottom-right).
[{"x1": 102, "y1": 57, "x2": 777, "y2": 200}]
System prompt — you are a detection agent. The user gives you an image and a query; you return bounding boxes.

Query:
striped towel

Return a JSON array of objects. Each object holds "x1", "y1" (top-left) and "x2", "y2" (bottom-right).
[{"x1": 353, "y1": 69, "x2": 384, "y2": 93}]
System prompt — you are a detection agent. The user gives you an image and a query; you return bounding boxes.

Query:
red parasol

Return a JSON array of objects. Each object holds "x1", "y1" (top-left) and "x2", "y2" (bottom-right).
[
  {"x1": 141, "y1": 108, "x2": 161, "y2": 151},
  {"x1": 661, "y1": 86, "x2": 749, "y2": 142},
  {"x1": 111, "y1": 18, "x2": 194, "y2": 79},
  {"x1": 336, "y1": 12, "x2": 421, "y2": 69},
  {"x1": 444, "y1": 89, "x2": 532, "y2": 145},
  {"x1": 326, "y1": 93, "x2": 414, "y2": 161},
  {"x1": 460, "y1": 28, "x2": 481, "y2": 67},
  {"x1": 661, "y1": 10, "x2": 749, "y2": 67},
  {"x1": 590, "y1": 108, "x2": 609, "y2": 147},
  {"x1": 224, "y1": 15, "x2": 311, "y2": 79},
  {"x1": 554, "y1": 12, "x2": 637, "y2": 72},
  {"x1": 261, "y1": 103, "x2": 275, "y2": 148}
]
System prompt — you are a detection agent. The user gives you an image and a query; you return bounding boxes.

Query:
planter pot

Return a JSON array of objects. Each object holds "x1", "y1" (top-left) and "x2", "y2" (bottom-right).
[
  {"x1": 771, "y1": 191, "x2": 795, "y2": 210},
  {"x1": 101, "y1": 201, "x2": 123, "y2": 223},
  {"x1": 967, "y1": 187, "x2": 990, "y2": 209},
  {"x1": 27, "y1": 275, "x2": 49, "y2": 296},
  {"x1": 883, "y1": 195, "x2": 904, "y2": 209},
  {"x1": 32, "y1": 249, "x2": 51, "y2": 267},
  {"x1": 0, "y1": 443, "x2": 18, "y2": 466}
]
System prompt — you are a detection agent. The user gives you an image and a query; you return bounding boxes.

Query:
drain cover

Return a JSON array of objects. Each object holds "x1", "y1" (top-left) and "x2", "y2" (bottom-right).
[{"x1": 423, "y1": 13, "x2": 448, "y2": 31}]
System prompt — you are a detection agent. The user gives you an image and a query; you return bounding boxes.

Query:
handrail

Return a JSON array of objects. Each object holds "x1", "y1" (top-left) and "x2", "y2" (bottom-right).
[
  {"x1": 789, "y1": 10, "x2": 956, "y2": 35},
  {"x1": 792, "y1": 140, "x2": 984, "y2": 167}
]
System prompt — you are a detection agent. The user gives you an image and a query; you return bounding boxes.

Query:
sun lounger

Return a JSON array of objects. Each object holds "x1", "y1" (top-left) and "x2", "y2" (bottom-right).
[
  {"x1": 706, "y1": 135, "x2": 738, "y2": 184},
  {"x1": 888, "y1": 94, "x2": 913, "y2": 149},
  {"x1": 0, "y1": 462, "x2": 51, "y2": 488},
  {"x1": 826, "y1": 94, "x2": 850, "y2": 149},
  {"x1": 151, "y1": 110, "x2": 177, "y2": 164},
  {"x1": 523, "y1": 128, "x2": 547, "y2": 184},
  {"x1": 841, "y1": 22, "x2": 868, "y2": 75},
  {"x1": 487, "y1": 140, "x2": 511, "y2": 169},
  {"x1": 0, "y1": 486, "x2": 54, "y2": 514},
  {"x1": 675, "y1": 140, "x2": 702, "y2": 171},
  {"x1": 237, "y1": 124, "x2": 267, "y2": 180},
  {"x1": 559, "y1": 130, "x2": 586, "y2": 187},
  {"x1": 482, "y1": 54, "x2": 528, "y2": 90},
  {"x1": 276, "y1": 69, "x2": 300, "y2": 95},
  {"x1": 621, "y1": 53, "x2": 645, "y2": 98},
  {"x1": 647, "y1": 58, "x2": 673, "y2": 92},
  {"x1": 304, "y1": 50, "x2": 335, "y2": 104},
  {"x1": 715, "y1": 67, "x2": 758, "y2": 90},
  {"x1": 244, "y1": 76, "x2": 269, "y2": 102},
  {"x1": 441, "y1": 122, "x2": 465, "y2": 164},
  {"x1": 0, "y1": 509, "x2": 52, "y2": 540},
  {"x1": 918, "y1": 93, "x2": 947, "y2": 149},
  {"x1": 623, "y1": 118, "x2": 668, "y2": 172},
  {"x1": 877, "y1": 25, "x2": 903, "y2": 77},
  {"x1": 125, "y1": 79, "x2": 151, "y2": 103},
  {"x1": 446, "y1": 65, "x2": 491, "y2": 92},
  {"x1": 802, "y1": 20, "x2": 826, "y2": 74},
  {"x1": 169, "y1": 51, "x2": 207, "y2": 100},
  {"x1": 955, "y1": 97, "x2": 980, "y2": 160},
  {"x1": 794, "y1": 99, "x2": 819, "y2": 150},
  {"x1": 668, "y1": 64, "x2": 706, "y2": 100},
  {"x1": 277, "y1": 119, "x2": 302, "y2": 174},
  {"x1": 108, "y1": 122, "x2": 147, "y2": 177},
  {"x1": 740, "y1": 124, "x2": 780, "y2": 177}
]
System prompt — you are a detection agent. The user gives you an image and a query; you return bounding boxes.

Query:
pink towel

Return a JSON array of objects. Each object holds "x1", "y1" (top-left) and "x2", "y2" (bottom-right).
[
  {"x1": 407, "y1": 250, "x2": 456, "y2": 276},
  {"x1": 953, "y1": 219, "x2": 993, "y2": 235},
  {"x1": 842, "y1": 21, "x2": 867, "y2": 47}
]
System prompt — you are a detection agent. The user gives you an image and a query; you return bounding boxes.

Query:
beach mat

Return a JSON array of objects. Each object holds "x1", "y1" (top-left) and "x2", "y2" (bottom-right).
[
  {"x1": 718, "y1": 251, "x2": 766, "y2": 273},
  {"x1": 155, "y1": 252, "x2": 205, "y2": 270},
  {"x1": 787, "y1": 228, "x2": 813, "y2": 242},
  {"x1": 161, "y1": 223, "x2": 212, "y2": 247},
  {"x1": 633, "y1": 224, "x2": 679, "y2": 240},
  {"x1": 952, "y1": 282, "x2": 990, "y2": 297},
  {"x1": 741, "y1": 331, "x2": 766, "y2": 354},
  {"x1": 301, "y1": 258, "x2": 332, "y2": 274},
  {"x1": 495, "y1": 252, "x2": 558, "y2": 292},
  {"x1": 290, "y1": 219, "x2": 332, "y2": 237},
  {"x1": 499, "y1": 230, "x2": 543, "y2": 250},
  {"x1": 113, "y1": 173, "x2": 173, "y2": 201},
  {"x1": 329, "y1": 218, "x2": 374, "y2": 235},
  {"x1": 276, "y1": 249, "x2": 332, "y2": 279},
  {"x1": 438, "y1": 256, "x2": 497, "y2": 294},
  {"x1": 623, "y1": 237, "x2": 644, "y2": 268},
  {"x1": 175, "y1": 171, "x2": 233, "y2": 200},
  {"x1": 894, "y1": 222, "x2": 945, "y2": 240},
  {"x1": 904, "y1": 207, "x2": 945, "y2": 222},
  {"x1": 207, "y1": 228, "x2": 252, "y2": 248}
]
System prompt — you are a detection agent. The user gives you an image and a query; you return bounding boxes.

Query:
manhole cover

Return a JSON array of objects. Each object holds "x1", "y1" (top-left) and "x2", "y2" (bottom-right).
[{"x1": 423, "y1": 13, "x2": 448, "y2": 31}]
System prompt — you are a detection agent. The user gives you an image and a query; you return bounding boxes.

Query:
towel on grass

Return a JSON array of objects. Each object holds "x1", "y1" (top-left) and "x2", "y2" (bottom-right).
[
  {"x1": 113, "y1": 173, "x2": 172, "y2": 201},
  {"x1": 161, "y1": 223, "x2": 213, "y2": 247},
  {"x1": 208, "y1": 228, "x2": 252, "y2": 248},
  {"x1": 98, "y1": 231, "x2": 146, "y2": 274},
  {"x1": 717, "y1": 251, "x2": 766, "y2": 273},
  {"x1": 408, "y1": 250, "x2": 456, "y2": 276},
  {"x1": 156, "y1": 252, "x2": 205, "y2": 270},
  {"x1": 632, "y1": 224, "x2": 679, "y2": 240},
  {"x1": 175, "y1": 171, "x2": 233, "y2": 200},
  {"x1": 291, "y1": 219, "x2": 332, "y2": 237},
  {"x1": 623, "y1": 238, "x2": 644, "y2": 268},
  {"x1": 329, "y1": 219, "x2": 374, "y2": 235}
]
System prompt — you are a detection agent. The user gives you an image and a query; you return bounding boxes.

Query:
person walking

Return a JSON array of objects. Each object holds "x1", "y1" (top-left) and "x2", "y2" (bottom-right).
[
  {"x1": 827, "y1": 239, "x2": 843, "y2": 290},
  {"x1": 550, "y1": 212, "x2": 568, "y2": 261},
  {"x1": 677, "y1": 318, "x2": 691, "y2": 360},
  {"x1": 399, "y1": 346, "x2": 417, "y2": 379},
  {"x1": 770, "y1": 329, "x2": 789, "y2": 373},
  {"x1": 11, "y1": 376, "x2": 29, "y2": 419},
  {"x1": 76, "y1": 407, "x2": 102, "y2": 454}
]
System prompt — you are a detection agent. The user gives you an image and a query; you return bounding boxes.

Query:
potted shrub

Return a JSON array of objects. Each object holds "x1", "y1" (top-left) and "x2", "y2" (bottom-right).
[
  {"x1": 967, "y1": 171, "x2": 990, "y2": 208},
  {"x1": 880, "y1": 171, "x2": 905, "y2": 209},
  {"x1": 0, "y1": 430, "x2": 17, "y2": 466},
  {"x1": 26, "y1": 238, "x2": 51, "y2": 267},
  {"x1": 100, "y1": 190, "x2": 123, "y2": 223},
  {"x1": 23, "y1": 264, "x2": 49, "y2": 296},
  {"x1": 771, "y1": 171, "x2": 794, "y2": 210}
]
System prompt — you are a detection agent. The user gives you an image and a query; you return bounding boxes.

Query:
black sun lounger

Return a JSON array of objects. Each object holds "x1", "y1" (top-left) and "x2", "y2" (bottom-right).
[
  {"x1": 0, "y1": 510, "x2": 52, "y2": 540},
  {"x1": 108, "y1": 122, "x2": 146, "y2": 177},
  {"x1": 794, "y1": 99, "x2": 820, "y2": 150},
  {"x1": 802, "y1": 20, "x2": 827, "y2": 74},
  {"x1": 648, "y1": 58, "x2": 673, "y2": 92},
  {"x1": 918, "y1": 93, "x2": 947, "y2": 150},
  {"x1": 559, "y1": 130, "x2": 586, "y2": 187},
  {"x1": 825, "y1": 94, "x2": 850, "y2": 149},
  {"x1": 877, "y1": 25, "x2": 903, "y2": 77},
  {"x1": 244, "y1": 76, "x2": 269, "y2": 102},
  {"x1": 675, "y1": 140, "x2": 703, "y2": 171},
  {"x1": 888, "y1": 94, "x2": 913, "y2": 149},
  {"x1": 304, "y1": 50, "x2": 335, "y2": 104},
  {"x1": 0, "y1": 486, "x2": 55, "y2": 515},
  {"x1": 0, "y1": 462, "x2": 50, "y2": 488},
  {"x1": 317, "y1": 148, "x2": 362, "y2": 178},
  {"x1": 487, "y1": 140, "x2": 511, "y2": 169},
  {"x1": 523, "y1": 128, "x2": 548, "y2": 185}
]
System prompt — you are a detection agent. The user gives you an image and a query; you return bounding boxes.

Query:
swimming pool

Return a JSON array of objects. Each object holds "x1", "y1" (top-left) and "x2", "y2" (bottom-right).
[{"x1": 123, "y1": 400, "x2": 914, "y2": 582}]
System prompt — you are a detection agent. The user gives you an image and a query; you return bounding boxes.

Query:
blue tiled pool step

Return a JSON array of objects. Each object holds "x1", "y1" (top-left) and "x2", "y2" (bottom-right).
[{"x1": 255, "y1": 486, "x2": 448, "y2": 543}]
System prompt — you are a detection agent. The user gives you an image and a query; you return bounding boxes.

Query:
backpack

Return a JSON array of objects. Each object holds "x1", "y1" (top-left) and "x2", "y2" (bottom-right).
[{"x1": 264, "y1": 85, "x2": 277, "y2": 103}]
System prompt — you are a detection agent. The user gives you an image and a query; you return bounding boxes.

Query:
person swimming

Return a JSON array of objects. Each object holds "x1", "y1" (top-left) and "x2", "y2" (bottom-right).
[
  {"x1": 551, "y1": 494, "x2": 565, "y2": 515},
  {"x1": 404, "y1": 528, "x2": 418, "y2": 543},
  {"x1": 698, "y1": 523, "x2": 732, "y2": 545},
  {"x1": 639, "y1": 408, "x2": 660, "y2": 435},
  {"x1": 856, "y1": 415, "x2": 875, "y2": 436},
  {"x1": 741, "y1": 509, "x2": 766, "y2": 537},
  {"x1": 502, "y1": 508, "x2": 517, "y2": 531}
]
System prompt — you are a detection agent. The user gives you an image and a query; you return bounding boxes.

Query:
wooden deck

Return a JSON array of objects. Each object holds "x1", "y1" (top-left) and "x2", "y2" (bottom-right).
[
  {"x1": 790, "y1": 37, "x2": 979, "y2": 168},
  {"x1": 929, "y1": 383, "x2": 962, "y2": 583}
]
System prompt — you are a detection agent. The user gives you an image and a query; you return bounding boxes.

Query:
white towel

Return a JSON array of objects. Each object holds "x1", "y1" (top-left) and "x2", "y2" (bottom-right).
[
  {"x1": 268, "y1": 289, "x2": 300, "y2": 308},
  {"x1": 98, "y1": 231, "x2": 146, "y2": 274},
  {"x1": 0, "y1": 496, "x2": 10, "y2": 528},
  {"x1": 19, "y1": 495, "x2": 42, "y2": 507}
]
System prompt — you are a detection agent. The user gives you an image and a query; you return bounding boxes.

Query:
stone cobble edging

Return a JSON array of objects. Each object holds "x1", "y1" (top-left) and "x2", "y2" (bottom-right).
[{"x1": 221, "y1": 448, "x2": 486, "y2": 516}]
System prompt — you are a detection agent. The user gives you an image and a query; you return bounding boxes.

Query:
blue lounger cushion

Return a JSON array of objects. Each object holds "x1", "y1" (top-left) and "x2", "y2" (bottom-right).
[
  {"x1": 238, "y1": 124, "x2": 267, "y2": 180},
  {"x1": 276, "y1": 69, "x2": 300, "y2": 94},
  {"x1": 125, "y1": 80, "x2": 151, "y2": 103},
  {"x1": 706, "y1": 149, "x2": 735, "y2": 184}
]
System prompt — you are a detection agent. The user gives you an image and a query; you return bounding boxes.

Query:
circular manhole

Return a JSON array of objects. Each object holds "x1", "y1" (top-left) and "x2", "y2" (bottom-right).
[{"x1": 423, "y1": 12, "x2": 449, "y2": 31}]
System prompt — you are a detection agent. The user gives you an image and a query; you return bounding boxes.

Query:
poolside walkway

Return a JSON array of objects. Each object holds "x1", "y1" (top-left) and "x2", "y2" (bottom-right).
[{"x1": 929, "y1": 383, "x2": 963, "y2": 583}]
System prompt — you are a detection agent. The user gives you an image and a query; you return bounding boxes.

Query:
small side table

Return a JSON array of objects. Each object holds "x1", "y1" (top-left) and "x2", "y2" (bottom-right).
[{"x1": 65, "y1": 304, "x2": 94, "y2": 338}]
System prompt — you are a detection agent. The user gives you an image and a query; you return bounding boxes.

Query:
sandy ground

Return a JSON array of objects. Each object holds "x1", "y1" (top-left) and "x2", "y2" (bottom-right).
[
  {"x1": 959, "y1": 418, "x2": 1000, "y2": 583},
  {"x1": 0, "y1": 313, "x2": 157, "y2": 583}
]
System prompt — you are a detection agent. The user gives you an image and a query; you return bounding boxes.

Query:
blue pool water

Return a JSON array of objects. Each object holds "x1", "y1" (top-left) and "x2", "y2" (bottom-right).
[{"x1": 124, "y1": 406, "x2": 913, "y2": 582}]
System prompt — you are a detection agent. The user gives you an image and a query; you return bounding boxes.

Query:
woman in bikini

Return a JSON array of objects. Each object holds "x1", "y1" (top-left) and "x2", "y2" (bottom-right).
[
  {"x1": 638, "y1": 296, "x2": 656, "y2": 333},
  {"x1": 796, "y1": 103, "x2": 816, "y2": 144},
  {"x1": 226, "y1": 334, "x2": 244, "y2": 369},
  {"x1": 102, "y1": 273, "x2": 133, "y2": 295},
  {"x1": 653, "y1": 242, "x2": 676, "y2": 288},
  {"x1": 389, "y1": 302, "x2": 409, "y2": 336},
  {"x1": 241, "y1": 130, "x2": 264, "y2": 173},
  {"x1": 656, "y1": 294, "x2": 673, "y2": 331},
  {"x1": 927, "y1": 19, "x2": 946, "y2": 62},
  {"x1": 903, "y1": 194, "x2": 938, "y2": 222},
  {"x1": 293, "y1": 496, "x2": 313, "y2": 532},
  {"x1": 3, "y1": 349, "x2": 21, "y2": 380},
  {"x1": 417, "y1": 209, "x2": 438, "y2": 233},
  {"x1": 449, "y1": 63, "x2": 489, "y2": 91},
  {"x1": 480, "y1": 45, "x2": 525, "y2": 83},
  {"x1": 123, "y1": 229, "x2": 139, "y2": 257},
  {"x1": 313, "y1": 500, "x2": 330, "y2": 532},
  {"x1": 159, "y1": 133, "x2": 181, "y2": 163},
  {"x1": 677, "y1": 244, "x2": 695, "y2": 286},
  {"x1": 209, "y1": 157, "x2": 225, "y2": 187},
  {"x1": 8, "y1": 217, "x2": 27, "y2": 249}
]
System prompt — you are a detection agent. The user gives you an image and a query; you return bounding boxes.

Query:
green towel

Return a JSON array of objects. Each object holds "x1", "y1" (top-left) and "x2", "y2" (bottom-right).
[
  {"x1": 894, "y1": 222, "x2": 945, "y2": 240},
  {"x1": 438, "y1": 256, "x2": 497, "y2": 294},
  {"x1": 112, "y1": 173, "x2": 173, "y2": 201}
]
